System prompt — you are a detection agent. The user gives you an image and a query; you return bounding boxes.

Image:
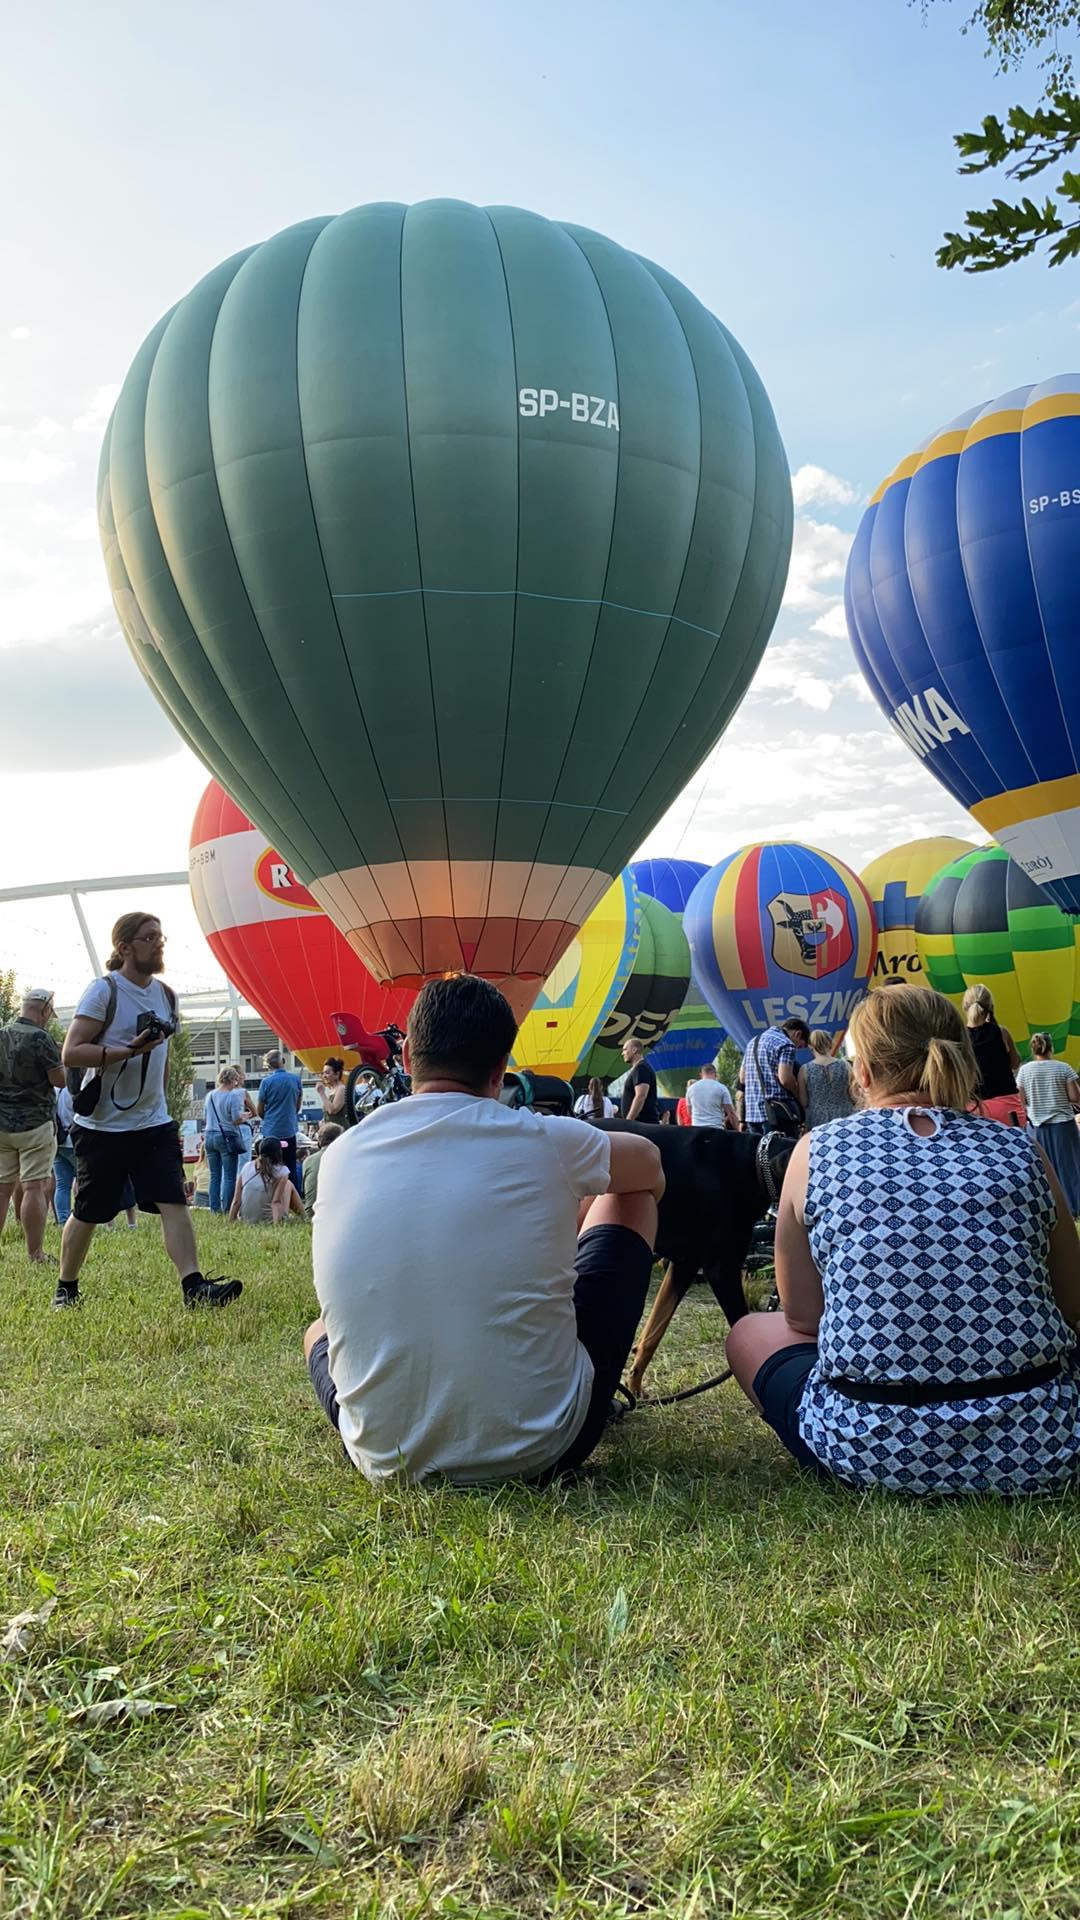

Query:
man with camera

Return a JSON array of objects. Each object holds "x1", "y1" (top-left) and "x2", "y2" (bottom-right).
[{"x1": 56, "y1": 910, "x2": 241, "y2": 1310}]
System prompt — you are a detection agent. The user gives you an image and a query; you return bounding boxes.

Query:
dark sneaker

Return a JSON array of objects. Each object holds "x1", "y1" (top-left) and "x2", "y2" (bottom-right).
[
  {"x1": 52, "y1": 1285, "x2": 80, "y2": 1309},
  {"x1": 183, "y1": 1276, "x2": 243, "y2": 1309}
]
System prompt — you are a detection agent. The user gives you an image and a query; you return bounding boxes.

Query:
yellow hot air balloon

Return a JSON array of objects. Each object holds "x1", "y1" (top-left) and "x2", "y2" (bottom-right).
[
  {"x1": 861, "y1": 837, "x2": 974, "y2": 987},
  {"x1": 512, "y1": 873, "x2": 639, "y2": 1081}
]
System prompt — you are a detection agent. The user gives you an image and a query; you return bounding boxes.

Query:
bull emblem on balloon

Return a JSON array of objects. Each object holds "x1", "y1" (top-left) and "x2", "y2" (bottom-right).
[{"x1": 768, "y1": 890, "x2": 853, "y2": 980}]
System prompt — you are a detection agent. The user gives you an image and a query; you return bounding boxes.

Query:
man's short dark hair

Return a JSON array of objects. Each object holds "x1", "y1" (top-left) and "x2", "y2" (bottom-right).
[
  {"x1": 782, "y1": 1018, "x2": 810, "y2": 1045},
  {"x1": 407, "y1": 975, "x2": 518, "y2": 1090}
]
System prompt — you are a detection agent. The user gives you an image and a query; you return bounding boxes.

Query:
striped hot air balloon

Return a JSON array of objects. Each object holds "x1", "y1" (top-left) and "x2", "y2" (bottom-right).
[
  {"x1": 582, "y1": 892, "x2": 691, "y2": 1080},
  {"x1": 629, "y1": 857, "x2": 724, "y2": 1089},
  {"x1": 914, "y1": 843, "x2": 1076, "y2": 1061},
  {"x1": 190, "y1": 780, "x2": 413, "y2": 1071},
  {"x1": 99, "y1": 200, "x2": 791, "y2": 1024},
  {"x1": 685, "y1": 842, "x2": 877, "y2": 1051},
  {"x1": 512, "y1": 872, "x2": 639, "y2": 1082},
  {"x1": 861, "y1": 836, "x2": 975, "y2": 987},
  {"x1": 846, "y1": 377, "x2": 1080, "y2": 913}
]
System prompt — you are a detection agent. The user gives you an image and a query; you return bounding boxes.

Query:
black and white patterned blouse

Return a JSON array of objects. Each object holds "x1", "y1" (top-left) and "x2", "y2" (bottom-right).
[{"x1": 799, "y1": 1106, "x2": 1080, "y2": 1494}]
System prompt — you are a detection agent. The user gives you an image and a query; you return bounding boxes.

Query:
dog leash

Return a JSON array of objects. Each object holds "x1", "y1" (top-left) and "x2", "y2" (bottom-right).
[
  {"x1": 607, "y1": 1369, "x2": 733, "y2": 1419},
  {"x1": 609, "y1": 1282, "x2": 781, "y2": 1419}
]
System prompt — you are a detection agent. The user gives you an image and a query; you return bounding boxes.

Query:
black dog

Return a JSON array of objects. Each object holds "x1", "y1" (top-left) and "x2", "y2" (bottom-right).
[{"x1": 596, "y1": 1121, "x2": 795, "y2": 1395}]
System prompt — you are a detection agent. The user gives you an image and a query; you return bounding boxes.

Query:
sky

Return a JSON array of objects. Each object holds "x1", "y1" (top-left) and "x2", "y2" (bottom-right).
[{"x1": 3, "y1": 0, "x2": 1079, "y2": 1000}]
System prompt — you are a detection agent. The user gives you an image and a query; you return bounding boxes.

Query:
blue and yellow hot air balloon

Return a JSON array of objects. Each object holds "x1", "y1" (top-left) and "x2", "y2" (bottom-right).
[
  {"x1": 846, "y1": 376, "x2": 1080, "y2": 913},
  {"x1": 629, "y1": 857, "x2": 724, "y2": 1086},
  {"x1": 860, "y1": 836, "x2": 974, "y2": 986},
  {"x1": 512, "y1": 871, "x2": 638, "y2": 1081},
  {"x1": 685, "y1": 842, "x2": 878, "y2": 1051}
]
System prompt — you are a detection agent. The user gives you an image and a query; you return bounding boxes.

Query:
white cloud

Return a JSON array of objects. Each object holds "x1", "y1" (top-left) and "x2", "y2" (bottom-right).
[
  {"x1": 8, "y1": 325, "x2": 31, "y2": 342},
  {"x1": 0, "y1": 410, "x2": 110, "y2": 642},
  {"x1": 811, "y1": 601, "x2": 849, "y2": 640},
  {"x1": 791, "y1": 463, "x2": 859, "y2": 510},
  {"x1": 64, "y1": 509, "x2": 100, "y2": 542},
  {"x1": 839, "y1": 670, "x2": 876, "y2": 705},
  {"x1": 781, "y1": 515, "x2": 853, "y2": 613},
  {"x1": 638, "y1": 706, "x2": 978, "y2": 878},
  {"x1": 72, "y1": 382, "x2": 121, "y2": 434},
  {"x1": 748, "y1": 637, "x2": 835, "y2": 712},
  {"x1": 0, "y1": 445, "x2": 74, "y2": 486}
]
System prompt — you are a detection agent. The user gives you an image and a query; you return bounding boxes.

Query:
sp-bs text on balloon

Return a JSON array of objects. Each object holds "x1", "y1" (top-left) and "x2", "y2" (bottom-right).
[
  {"x1": 99, "y1": 199, "x2": 792, "y2": 1024},
  {"x1": 1028, "y1": 489, "x2": 1080, "y2": 512}
]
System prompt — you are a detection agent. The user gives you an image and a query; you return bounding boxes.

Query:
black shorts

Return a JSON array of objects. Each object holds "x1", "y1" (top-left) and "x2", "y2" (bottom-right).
[
  {"x1": 752, "y1": 1342, "x2": 827, "y2": 1474},
  {"x1": 307, "y1": 1222, "x2": 654, "y2": 1480},
  {"x1": 72, "y1": 1121, "x2": 187, "y2": 1223}
]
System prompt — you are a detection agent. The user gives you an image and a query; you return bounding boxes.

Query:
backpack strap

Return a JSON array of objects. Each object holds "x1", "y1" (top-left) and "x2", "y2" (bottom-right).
[{"x1": 86, "y1": 975, "x2": 118, "y2": 1045}]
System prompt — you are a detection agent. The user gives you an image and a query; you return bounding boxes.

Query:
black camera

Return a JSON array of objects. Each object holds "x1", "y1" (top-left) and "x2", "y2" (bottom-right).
[{"x1": 135, "y1": 1010, "x2": 176, "y2": 1044}]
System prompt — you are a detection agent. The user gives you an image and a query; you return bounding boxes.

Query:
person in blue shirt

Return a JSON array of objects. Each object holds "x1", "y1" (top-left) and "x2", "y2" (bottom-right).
[{"x1": 257, "y1": 1050, "x2": 304, "y2": 1190}]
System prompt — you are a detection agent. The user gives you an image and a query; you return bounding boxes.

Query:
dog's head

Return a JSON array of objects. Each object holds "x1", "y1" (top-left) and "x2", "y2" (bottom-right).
[{"x1": 755, "y1": 1129, "x2": 796, "y2": 1207}]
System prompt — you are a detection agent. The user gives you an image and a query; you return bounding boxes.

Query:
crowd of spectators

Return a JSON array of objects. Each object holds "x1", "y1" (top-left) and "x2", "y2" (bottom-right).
[{"x1": 4, "y1": 920, "x2": 1080, "y2": 1498}]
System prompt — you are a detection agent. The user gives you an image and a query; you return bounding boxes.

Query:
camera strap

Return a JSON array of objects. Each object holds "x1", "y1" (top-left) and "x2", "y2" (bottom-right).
[{"x1": 72, "y1": 977, "x2": 178, "y2": 1116}]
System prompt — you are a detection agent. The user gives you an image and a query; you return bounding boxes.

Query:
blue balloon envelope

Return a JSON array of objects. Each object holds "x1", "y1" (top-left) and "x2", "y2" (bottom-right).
[
  {"x1": 845, "y1": 376, "x2": 1080, "y2": 913},
  {"x1": 630, "y1": 856, "x2": 725, "y2": 1071},
  {"x1": 685, "y1": 842, "x2": 878, "y2": 1050}
]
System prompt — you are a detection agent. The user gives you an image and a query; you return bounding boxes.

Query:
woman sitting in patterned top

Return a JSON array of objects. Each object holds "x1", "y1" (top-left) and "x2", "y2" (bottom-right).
[{"x1": 727, "y1": 986, "x2": 1080, "y2": 1495}]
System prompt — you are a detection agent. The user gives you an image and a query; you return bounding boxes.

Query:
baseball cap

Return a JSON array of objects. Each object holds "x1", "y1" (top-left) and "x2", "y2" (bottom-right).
[{"x1": 24, "y1": 987, "x2": 53, "y2": 1004}]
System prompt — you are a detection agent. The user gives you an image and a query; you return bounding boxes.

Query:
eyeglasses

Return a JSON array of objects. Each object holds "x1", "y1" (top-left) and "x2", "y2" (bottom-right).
[{"x1": 133, "y1": 932, "x2": 166, "y2": 944}]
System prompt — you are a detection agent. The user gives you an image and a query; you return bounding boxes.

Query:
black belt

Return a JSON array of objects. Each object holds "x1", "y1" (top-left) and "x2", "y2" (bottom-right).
[{"x1": 826, "y1": 1360, "x2": 1063, "y2": 1407}]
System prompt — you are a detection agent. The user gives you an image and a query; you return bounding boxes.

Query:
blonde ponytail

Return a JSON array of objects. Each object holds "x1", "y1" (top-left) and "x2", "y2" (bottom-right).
[
  {"x1": 848, "y1": 986, "x2": 978, "y2": 1111},
  {"x1": 923, "y1": 1036, "x2": 979, "y2": 1111},
  {"x1": 962, "y1": 982, "x2": 994, "y2": 1026}
]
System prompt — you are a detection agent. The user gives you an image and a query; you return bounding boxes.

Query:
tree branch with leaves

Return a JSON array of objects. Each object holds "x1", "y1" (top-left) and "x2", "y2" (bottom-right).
[{"x1": 930, "y1": 0, "x2": 1080, "y2": 268}]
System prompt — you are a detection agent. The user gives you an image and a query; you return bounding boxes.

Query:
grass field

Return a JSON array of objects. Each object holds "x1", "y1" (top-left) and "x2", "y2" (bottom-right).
[{"x1": 2, "y1": 1216, "x2": 1080, "y2": 1920}]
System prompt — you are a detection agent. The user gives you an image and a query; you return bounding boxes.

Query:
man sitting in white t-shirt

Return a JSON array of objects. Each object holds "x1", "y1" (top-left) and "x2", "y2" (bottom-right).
[
  {"x1": 304, "y1": 974, "x2": 664, "y2": 1484},
  {"x1": 686, "y1": 1063, "x2": 738, "y2": 1130}
]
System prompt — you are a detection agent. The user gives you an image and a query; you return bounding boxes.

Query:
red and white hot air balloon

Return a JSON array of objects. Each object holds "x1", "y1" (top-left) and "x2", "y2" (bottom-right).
[{"x1": 189, "y1": 781, "x2": 413, "y2": 1071}]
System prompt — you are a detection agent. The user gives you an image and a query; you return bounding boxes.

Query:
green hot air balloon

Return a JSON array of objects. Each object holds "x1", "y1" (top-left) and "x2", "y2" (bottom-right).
[
  {"x1": 583, "y1": 892, "x2": 691, "y2": 1079},
  {"x1": 99, "y1": 201, "x2": 791, "y2": 1019},
  {"x1": 915, "y1": 844, "x2": 1076, "y2": 1060}
]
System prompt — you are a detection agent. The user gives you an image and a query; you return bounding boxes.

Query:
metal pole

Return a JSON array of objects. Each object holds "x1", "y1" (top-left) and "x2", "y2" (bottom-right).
[
  {"x1": 229, "y1": 985, "x2": 241, "y2": 1064},
  {"x1": 69, "y1": 890, "x2": 102, "y2": 978}
]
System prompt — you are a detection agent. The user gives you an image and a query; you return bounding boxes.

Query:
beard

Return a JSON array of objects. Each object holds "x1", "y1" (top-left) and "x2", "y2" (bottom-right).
[{"x1": 143, "y1": 951, "x2": 166, "y2": 974}]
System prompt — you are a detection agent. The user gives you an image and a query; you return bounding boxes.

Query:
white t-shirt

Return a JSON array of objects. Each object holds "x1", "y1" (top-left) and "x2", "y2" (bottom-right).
[
  {"x1": 73, "y1": 972, "x2": 174, "y2": 1132},
  {"x1": 573, "y1": 1092, "x2": 616, "y2": 1118},
  {"x1": 687, "y1": 1077, "x2": 734, "y2": 1125},
  {"x1": 313, "y1": 1092, "x2": 613, "y2": 1484},
  {"x1": 1018, "y1": 1058, "x2": 1078, "y2": 1127}
]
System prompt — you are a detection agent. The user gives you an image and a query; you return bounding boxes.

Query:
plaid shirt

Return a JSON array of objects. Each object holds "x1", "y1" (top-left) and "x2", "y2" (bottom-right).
[{"x1": 742, "y1": 1028, "x2": 799, "y2": 1126}]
